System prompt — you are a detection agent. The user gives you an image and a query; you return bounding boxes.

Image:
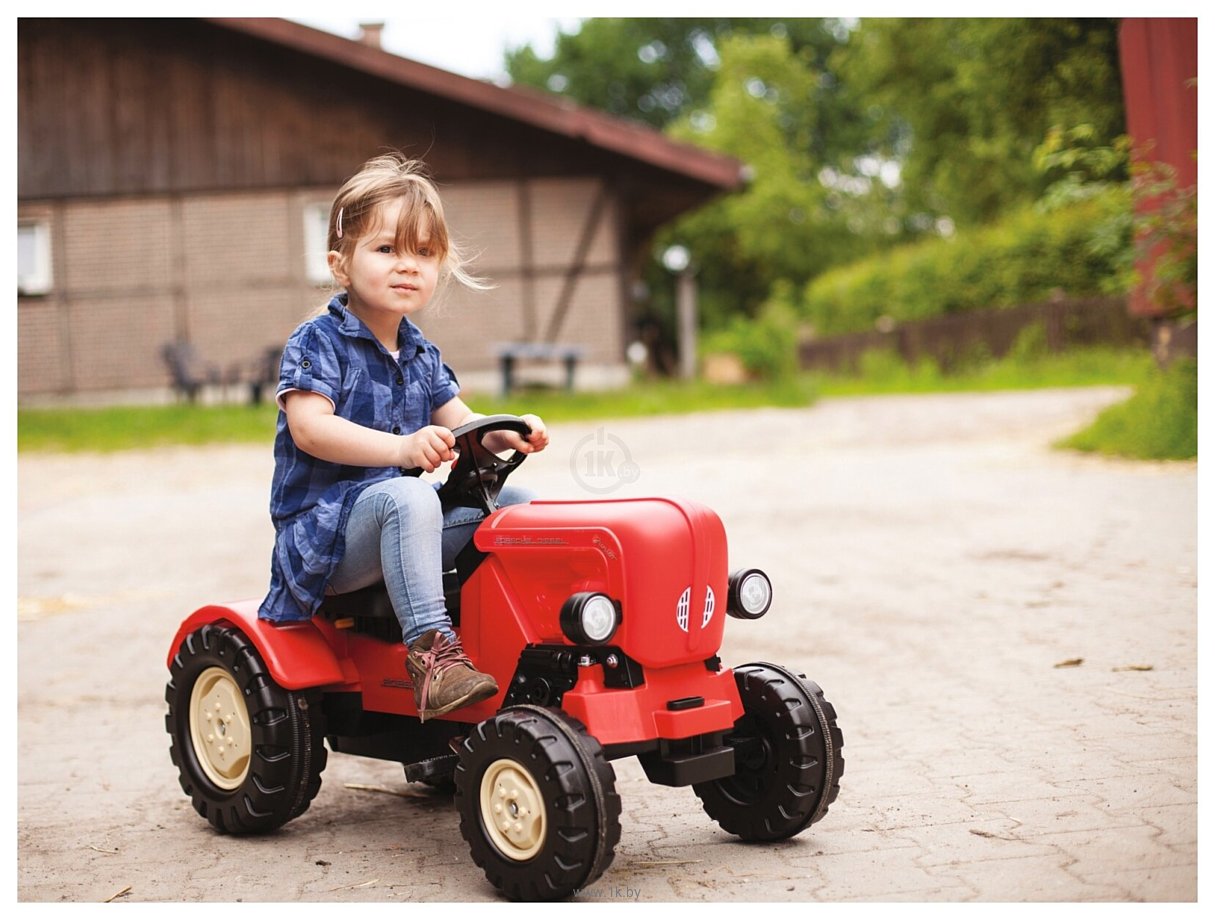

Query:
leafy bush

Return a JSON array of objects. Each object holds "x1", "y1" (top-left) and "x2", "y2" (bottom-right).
[
  {"x1": 1058, "y1": 358, "x2": 1197, "y2": 460},
  {"x1": 701, "y1": 283, "x2": 801, "y2": 380},
  {"x1": 1006, "y1": 321, "x2": 1050, "y2": 362},
  {"x1": 853, "y1": 347, "x2": 945, "y2": 389},
  {"x1": 802, "y1": 189, "x2": 1131, "y2": 335},
  {"x1": 1127, "y1": 158, "x2": 1197, "y2": 316}
]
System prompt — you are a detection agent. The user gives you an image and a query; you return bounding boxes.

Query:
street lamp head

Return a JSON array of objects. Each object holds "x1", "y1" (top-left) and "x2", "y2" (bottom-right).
[{"x1": 661, "y1": 244, "x2": 691, "y2": 274}]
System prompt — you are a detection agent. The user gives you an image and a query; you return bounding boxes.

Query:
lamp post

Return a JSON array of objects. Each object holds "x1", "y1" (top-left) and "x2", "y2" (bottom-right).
[{"x1": 662, "y1": 245, "x2": 697, "y2": 380}]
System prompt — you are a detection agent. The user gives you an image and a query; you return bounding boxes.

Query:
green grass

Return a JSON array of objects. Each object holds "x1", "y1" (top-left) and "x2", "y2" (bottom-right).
[
  {"x1": 475, "y1": 375, "x2": 819, "y2": 421},
  {"x1": 16, "y1": 402, "x2": 281, "y2": 453},
  {"x1": 16, "y1": 377, "x2": 820, "y2": 453},
  {"x1": 17, "y1": 346, "x2": 1172, "y2": 455},
  {"x1": 1056, "y1": 358, "x2": 1197, "y2": 460}
]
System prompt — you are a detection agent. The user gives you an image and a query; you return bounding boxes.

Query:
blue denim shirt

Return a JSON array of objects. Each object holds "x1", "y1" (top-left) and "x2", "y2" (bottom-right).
[{"x1": 258, "y1": 294, "x2": 460, "y2": 622}]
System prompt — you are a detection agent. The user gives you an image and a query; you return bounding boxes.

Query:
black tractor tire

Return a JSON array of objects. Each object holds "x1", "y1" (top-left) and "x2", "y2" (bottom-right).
[
  {"x1": 166, "y1": 623, "x2": 327, "y2": 834},
  {"x1": 694, "y1": 662, "x2": 843, "y2": 841},
  {"x1": 455, "y1": 706, "x2": 621, "y2": 901}
]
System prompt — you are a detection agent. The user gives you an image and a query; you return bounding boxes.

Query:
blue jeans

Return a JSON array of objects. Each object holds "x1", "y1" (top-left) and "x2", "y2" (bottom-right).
[{"x1": 327, "y1": 478, "x2": 533, "y2": 646}]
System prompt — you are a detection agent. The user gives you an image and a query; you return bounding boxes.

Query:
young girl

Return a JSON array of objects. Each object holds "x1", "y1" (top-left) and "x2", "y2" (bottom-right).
[{"x1": 259, "y1": 153, "x2": 548, "y2": 720}]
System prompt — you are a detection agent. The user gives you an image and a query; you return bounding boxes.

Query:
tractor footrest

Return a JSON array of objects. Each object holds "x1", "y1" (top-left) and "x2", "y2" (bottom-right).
[
  {"x1": 404, "y1": 754, "x2": 458, "y2": 784},
  {"x1": 637, "y1": 736, "x2": 734, "y2": 787}
]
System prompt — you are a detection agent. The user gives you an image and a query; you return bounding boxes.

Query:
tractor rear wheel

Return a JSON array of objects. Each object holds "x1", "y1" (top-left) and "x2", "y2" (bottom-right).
[
  {"x1": 166, "y1": 623, "x2": 327, "y2": 834},
  {"x1": 694, "y1": 662, "x2": 843, "y2": 841}
]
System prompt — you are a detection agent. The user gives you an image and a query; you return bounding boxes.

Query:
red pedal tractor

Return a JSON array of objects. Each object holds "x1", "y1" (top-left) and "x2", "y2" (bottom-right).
[{"x1": 165, "y1": 416, "x2": 843, "y2": 901}]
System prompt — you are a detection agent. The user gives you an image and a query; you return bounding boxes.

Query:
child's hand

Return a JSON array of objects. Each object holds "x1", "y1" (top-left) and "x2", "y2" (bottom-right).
[
  {"x1": 401, "y1": 425, "x2": 456, "y2": 473},
  {"x1": 489, "y1": 413, "x2": 549, "y2": 455}
]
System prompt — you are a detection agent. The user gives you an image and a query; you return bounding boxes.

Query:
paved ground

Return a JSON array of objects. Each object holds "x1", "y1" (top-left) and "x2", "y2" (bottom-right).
[{"x1": 16, "y1": 387, "x2": 1198, "y2": 903}]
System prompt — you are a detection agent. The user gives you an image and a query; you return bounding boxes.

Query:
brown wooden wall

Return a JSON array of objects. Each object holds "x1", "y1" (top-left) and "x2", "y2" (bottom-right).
[
  {"x1": 17, "y1": 18, "x2": 713, "y2": 241},
  {"x1": 19, "y1": 18, "x2": 554, "y2": 195}
]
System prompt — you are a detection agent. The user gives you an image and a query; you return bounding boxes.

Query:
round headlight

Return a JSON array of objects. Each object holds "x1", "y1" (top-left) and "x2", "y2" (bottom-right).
[
  {"x1": 560, "y1": 592, "x2": 621, "y2": 645},
  {"x1": 728, "y1": 569, "x2": 773, "y2": 620}
]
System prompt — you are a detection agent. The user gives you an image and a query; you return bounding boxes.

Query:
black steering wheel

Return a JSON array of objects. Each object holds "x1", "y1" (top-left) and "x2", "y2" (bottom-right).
[{"x1": 435, "y1": 414, "x2": 533, "y2": 515}]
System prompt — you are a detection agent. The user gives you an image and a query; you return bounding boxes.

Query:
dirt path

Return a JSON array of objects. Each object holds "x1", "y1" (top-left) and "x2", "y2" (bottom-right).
[{"x1": 17, "y1": 387, "x2": 1197, "y2": 902}]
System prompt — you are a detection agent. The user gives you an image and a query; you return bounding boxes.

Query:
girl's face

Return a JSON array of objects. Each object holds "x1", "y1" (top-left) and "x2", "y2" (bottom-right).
[{"x1": 328, "y1": 197, "x2": 441, "y2": 339}]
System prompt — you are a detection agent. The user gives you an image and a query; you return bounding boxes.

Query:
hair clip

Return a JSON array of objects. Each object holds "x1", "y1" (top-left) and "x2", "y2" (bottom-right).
[{"x1": 335, "y1": 207, "x2": 344, "y2": 240}]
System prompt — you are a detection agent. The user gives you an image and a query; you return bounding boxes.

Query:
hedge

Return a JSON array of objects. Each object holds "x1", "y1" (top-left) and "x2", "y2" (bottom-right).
[{"x1": 802, "y1": 191, "x2": 1130, "y2": 336}]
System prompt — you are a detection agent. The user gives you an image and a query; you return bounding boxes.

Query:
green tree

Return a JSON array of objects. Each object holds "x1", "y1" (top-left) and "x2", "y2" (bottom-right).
[
  {"x1": 506, "y1": 18, "x2": 864, "y2": 149},
  {"x1": 661, "y1": 33, "x2": 873, "y2": 328},
  {"x1": 508, "y1": 19, "x2": 882, "y2": 345},
  {"x1": 506, "y1": 18, "x2": 732, "y2": 129},
  {"x1": 835, "y1": 18, "x2": 1125, "y2": 227},
  {"x1": 508, "y1": 23, "x2": 888, "y2": 308},
  {"x1": 507, "y1": 18, "x2": 1130, "y2": 361}
]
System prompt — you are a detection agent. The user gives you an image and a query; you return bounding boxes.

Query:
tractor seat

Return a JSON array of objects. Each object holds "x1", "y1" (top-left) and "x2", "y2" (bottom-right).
[{"x1": 318, "y1": 571, "x2": 462, "y2": 643}]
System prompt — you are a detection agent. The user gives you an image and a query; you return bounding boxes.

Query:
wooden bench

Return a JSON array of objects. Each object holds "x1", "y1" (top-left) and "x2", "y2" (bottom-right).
[{"x1": 493, "y1": 342, "x2": 585, "y2": 395}]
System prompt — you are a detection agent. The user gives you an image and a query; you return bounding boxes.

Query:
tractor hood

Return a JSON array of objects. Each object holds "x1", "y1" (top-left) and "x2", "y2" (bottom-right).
[{"x1": 474, "y1": 497, "x2": 729, "y2": 669}]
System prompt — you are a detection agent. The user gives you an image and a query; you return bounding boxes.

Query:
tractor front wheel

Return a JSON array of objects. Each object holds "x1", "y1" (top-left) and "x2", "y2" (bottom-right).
[
  {"x1": 694, "y1": 662, "x2": 843, "y2": 841},
  {"x1": 455, "y1": 706, "x2": 620, "y2": 901}
]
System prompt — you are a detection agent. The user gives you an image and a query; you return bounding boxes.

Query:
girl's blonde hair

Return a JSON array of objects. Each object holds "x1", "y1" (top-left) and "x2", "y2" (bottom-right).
[{"x1": 327, "y1": 153, "x2": 488, "y2": 296}]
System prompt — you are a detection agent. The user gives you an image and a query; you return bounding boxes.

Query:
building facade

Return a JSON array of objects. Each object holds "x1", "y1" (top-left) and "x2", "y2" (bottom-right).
[{"x1": 17, "y1": 18, "x2": 742, "y2": 400}]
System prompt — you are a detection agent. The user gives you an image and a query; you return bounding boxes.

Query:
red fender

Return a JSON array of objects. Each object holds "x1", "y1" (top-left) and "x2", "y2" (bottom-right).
[{"x1": 166, "y1": 599, "x2": 352, "y2": 691}]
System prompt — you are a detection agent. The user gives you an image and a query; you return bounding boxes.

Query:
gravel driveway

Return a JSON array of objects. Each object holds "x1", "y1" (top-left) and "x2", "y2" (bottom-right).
[{"x1": 17, "y1": 386, "x2": 1197, "y2": 902}]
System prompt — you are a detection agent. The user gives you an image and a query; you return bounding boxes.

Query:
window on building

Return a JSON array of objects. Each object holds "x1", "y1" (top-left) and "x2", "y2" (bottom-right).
[
  {"x1": 303, "y1": 203, "x2": 332, "y2": 285},
  {"x1": 18, "y1": 220, "x2": 53, "y2": 295}
]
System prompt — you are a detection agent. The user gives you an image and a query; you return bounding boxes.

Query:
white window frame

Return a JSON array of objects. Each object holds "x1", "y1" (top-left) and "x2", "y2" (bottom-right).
[
  {"x1": 303, "y1": 203, "x2": 332, "y2": 285},
  {"x1": 18, "y1": 219, "x2": 53, "y2": 295}
]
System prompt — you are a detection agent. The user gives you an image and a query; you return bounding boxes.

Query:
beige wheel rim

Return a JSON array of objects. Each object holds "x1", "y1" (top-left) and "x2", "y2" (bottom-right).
[
  {"x1": 189, "y1": 666, "x2": 252, "y2": 790},
  {"x1": 480, "y1": 758, "x2": 547, "y2": 861}
]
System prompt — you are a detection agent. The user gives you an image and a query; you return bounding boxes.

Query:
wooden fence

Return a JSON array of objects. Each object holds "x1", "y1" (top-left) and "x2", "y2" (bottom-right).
[{"x1": 798, "y1": 296, "x2": 1154, "y2": 373}]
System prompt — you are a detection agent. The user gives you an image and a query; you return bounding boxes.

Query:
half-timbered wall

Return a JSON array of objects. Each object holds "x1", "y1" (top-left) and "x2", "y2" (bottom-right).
[{"x1": 18, "y1": 176, "x2": 623, "y2": 397}]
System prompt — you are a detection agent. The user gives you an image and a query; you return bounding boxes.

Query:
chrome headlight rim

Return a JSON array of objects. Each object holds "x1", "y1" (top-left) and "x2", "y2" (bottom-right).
[
  {"x1": 559, "y1": 592, "x2": 622, "y2": 645},
  {"x1": 727, "y1": 568, "x2": 773, "y2": 620}
]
